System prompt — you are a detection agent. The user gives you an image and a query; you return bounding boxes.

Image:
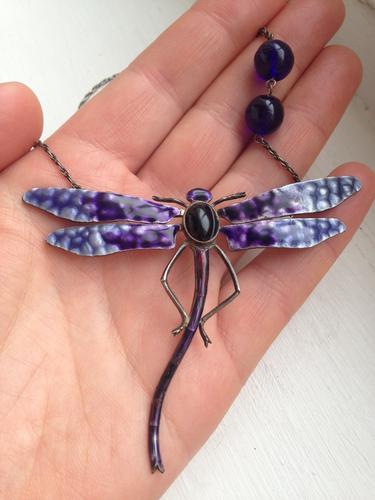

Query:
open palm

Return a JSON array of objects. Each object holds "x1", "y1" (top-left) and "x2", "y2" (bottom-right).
[{"x1": 0, "y1": 0, "x2": 374, "y2": 498}]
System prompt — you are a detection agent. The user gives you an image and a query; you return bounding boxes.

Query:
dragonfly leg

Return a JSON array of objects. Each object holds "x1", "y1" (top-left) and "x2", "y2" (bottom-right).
[
  {"x1": 199, "y1": 245, "x2": 240, "y2": 347},
  {"x1": 161, "y1": 241, "x2": 190, "y2": 336}
]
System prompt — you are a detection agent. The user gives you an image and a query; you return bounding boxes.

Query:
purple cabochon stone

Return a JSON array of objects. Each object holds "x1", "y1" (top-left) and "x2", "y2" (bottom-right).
[
  {"x1": 23, "y1": 188, "x2": 182, "y2": 223},
  {"x1": 47, "y1": 223, "x2": 180, "y2": 256},
  {"x1": 221, "y1": 218, "x2": 345, "y2": 251},
  {"x1": 218, "y1": 176, "x2": 361, "y2": 223},
  {"x1": 186, "y1": 188, "x2": 213, "y2": 203}
]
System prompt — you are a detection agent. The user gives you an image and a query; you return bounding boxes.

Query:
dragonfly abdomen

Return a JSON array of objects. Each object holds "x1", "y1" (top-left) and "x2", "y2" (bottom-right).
[{"x1": 149, "y1": 246, "x2": 210, "y2": 473}]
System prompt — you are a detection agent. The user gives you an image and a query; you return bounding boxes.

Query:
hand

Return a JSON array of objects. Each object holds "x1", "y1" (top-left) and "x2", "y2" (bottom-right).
[{"x1": 0, "y1": 0, "x2": 374, "y2": 498}]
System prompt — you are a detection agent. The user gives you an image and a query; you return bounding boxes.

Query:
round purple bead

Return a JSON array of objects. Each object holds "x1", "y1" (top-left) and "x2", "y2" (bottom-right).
[
  {"x1": 245, "y1": 95, "x2": 284, "y2": 136},
  {"x1": 254, "y1": 39, "x2": 294, "y2": 81}
]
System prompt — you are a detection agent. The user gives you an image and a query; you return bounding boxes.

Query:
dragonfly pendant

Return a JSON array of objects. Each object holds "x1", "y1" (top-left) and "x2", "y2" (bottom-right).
[{"x1": 23, "y1": 175, "x2": 361, "y2": 473}]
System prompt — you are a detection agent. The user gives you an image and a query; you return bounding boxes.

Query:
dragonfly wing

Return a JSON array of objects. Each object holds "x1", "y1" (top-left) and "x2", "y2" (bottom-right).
[
  {"x1": 218, "y1": 176, "x2": 361, "y2": 223},
  {"x1": 221, "y1": 218, "x2": 345, "y2": 251},
  {"x1": 23, "y1": 188, "x2": 182, "y2": 223},
  {"x1": 47, "y1": 224, "x2": 180, "y2": 256}
]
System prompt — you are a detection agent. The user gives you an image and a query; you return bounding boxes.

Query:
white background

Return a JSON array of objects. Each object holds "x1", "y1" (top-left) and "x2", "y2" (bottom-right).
[{"x1": 0, "y1": 1, "x2": 374, "y2": 498}]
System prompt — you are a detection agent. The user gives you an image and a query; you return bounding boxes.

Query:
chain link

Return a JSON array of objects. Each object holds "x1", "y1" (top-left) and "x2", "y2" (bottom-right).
[
  {"x1": 78, "y1": 73, "x2": 119, "y2": 108},
  {"x1": 34, "y1": 73, "x2": 119, "y2": 189},
  {"x1": 266, "y1": 78, "x2": 277, "y2": 96},
  {"x1": 32, "y1": 140, "x2": 82, "y2": 189},
  {"x1": 257, "y1": 27, "x2": 274, "y2": 40},
  {"x1": 255, "y1": 136, "x2": 301, "y2": 183}
]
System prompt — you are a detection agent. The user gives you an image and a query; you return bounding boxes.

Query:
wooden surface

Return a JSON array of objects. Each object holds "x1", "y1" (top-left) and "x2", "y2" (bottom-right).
[{"x1": 1, "y1": 1, "x2": 374, "y2": 498}]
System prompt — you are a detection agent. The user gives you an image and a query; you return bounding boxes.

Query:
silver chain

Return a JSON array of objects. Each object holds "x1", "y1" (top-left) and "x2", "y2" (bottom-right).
[
  {"x1": 78, "y1": 73, "x2": 119, "y2": 108},
  {"x1": 33, "y1": 73, "x2": 119, "y2": 188},
  {"x1": 255, "y1": 136, "x2": 301, "y2": 183},
  {"x1": 33, "y1": 140, "x2": 82, "y2": 189},
  {"x1": 257, "y1": 27, "x2": 274, "y2": 41},
  {"x1": 34, "y1": 30, "x2": 301, "y2": 187}
]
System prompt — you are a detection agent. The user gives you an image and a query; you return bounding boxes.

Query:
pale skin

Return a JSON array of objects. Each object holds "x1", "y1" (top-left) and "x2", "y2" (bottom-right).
[{"x1": 0, "y1": 0, "x2": 374, "y2": 498}]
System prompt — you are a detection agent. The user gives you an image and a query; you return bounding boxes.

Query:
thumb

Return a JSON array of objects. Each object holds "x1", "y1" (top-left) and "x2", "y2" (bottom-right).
[{"x1": 0, "y1": 82, "x2": 43, "y2": 172}]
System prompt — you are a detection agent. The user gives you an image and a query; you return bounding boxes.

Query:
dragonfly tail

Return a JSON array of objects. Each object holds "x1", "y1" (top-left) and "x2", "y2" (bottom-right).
[{"x1": 148, "y1": 247, "x2": 210, "y2": 473}]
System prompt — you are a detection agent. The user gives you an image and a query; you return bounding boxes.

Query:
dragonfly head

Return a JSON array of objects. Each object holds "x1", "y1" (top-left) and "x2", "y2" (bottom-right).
[
  {"x1": 186, "y1": 188, "x2": 213, "y2": 203},
  {"x1": 182, "y1": 188, "x2": 248, "y2": 246}
]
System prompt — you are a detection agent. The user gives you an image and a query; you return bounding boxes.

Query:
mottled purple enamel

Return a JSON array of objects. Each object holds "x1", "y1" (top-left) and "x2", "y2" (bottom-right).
[
  {"x1": 221, "y1": 218, "x2": 345, "y2": 251},
  {"x1": 23, "y1": 187, "x2": 182, "y2": 223},
  {"x1": 47, "y1": 224, "x2": 180, "y2": 256},
  {"x1": 218, "y1": 176, "x2": 361, "y2": 223},
  {"x1": 186, "y1": 188, "x2": 213, "y2": 202}
]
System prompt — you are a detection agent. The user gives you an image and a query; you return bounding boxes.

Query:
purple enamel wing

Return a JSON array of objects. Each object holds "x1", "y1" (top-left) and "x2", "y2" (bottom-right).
[{"x1": 23, "y1": 175, "x2": 361, "y2": 474}]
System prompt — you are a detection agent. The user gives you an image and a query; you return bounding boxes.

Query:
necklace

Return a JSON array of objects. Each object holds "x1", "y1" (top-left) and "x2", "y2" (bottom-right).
[{"x1": 23, "y1": 27, "x2": 361, "y2": 473}]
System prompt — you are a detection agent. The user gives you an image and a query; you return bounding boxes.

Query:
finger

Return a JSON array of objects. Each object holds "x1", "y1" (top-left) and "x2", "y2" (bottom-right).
[
  {"x1": 138, "y1": 0, "x2": 345, "y2": 194},
  {"x1": 0, "y1": 82, "x2": 43, "y2": 172},
  {"x1": 213, "y1": 44, "x2": 362, "y2": 200},
  {"x1": 219, "y1": 163, "x2": 375, "y2": 379},
  {"x1": 50, "y1": 0, "x2": 286, "y2": 181}
]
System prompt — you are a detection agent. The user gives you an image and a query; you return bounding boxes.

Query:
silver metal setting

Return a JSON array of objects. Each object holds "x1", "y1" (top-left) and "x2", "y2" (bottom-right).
[
  {"x1": 199, "y1": 244, "x2": 240, "y2": 347},
  {"x1": 161, "y1": 241, "x2": 190, "y2": 336},
  {"x1": 152, "y1": 195, "x2": 188, "y2": 209},
  {"x1": 212, "y1": 192, "x2": 247, "y2": 207}
]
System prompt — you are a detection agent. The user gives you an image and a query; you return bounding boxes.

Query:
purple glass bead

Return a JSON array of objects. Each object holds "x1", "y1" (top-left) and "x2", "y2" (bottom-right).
[
  {"x1": 186, "y1": 188, "x2": 213, "y2": 203},
  {"x1": 254, "y1": 39, "x2": 294, "y2": 81},
  {"x1": 245, "y1": 95, "x2": 284, "y2": 135}
]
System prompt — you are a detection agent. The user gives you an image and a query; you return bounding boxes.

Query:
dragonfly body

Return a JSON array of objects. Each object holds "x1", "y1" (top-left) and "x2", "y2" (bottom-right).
[
  {"x1": 23, "y1": 175, "x2": 361, "y2": 473},
  {"x1": 149, "y1": 245, "x2": 210, "y2": 473}
]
